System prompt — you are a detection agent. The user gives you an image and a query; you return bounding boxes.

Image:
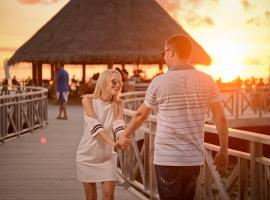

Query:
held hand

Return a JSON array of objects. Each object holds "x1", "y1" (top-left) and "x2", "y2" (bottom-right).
[
  {"x1": 213, "y1": 149, "x2": 229, "y2": 171},
  {"x1": 113, "y1": 141, "x2": 122, "y2": 151},
  {"x1": 118, "y1": 131, "x2": 131, "y2": 150}
]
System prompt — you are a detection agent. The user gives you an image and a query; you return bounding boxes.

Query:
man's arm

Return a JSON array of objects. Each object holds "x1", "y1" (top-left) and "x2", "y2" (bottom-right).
[
  {"x1": 209, "y1": 101, "x2": 229, "y2": 171},
  {"x1": 121, "y1": 103, "x2": 152, "y2": 138}
]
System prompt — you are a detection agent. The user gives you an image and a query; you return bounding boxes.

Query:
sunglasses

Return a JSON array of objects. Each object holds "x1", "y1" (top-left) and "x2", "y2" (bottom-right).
[
  {"x1": 161, "y1": 48, "x2": 172, "y2": 57},
  {"x1": 111, "y1": 79, "x2": 123, "y2": 86}
]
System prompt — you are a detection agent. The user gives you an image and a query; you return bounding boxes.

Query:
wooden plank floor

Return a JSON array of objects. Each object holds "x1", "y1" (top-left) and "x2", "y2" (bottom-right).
[{"x1": 0, "y1": 104, "x2": 141, "y2": 200}]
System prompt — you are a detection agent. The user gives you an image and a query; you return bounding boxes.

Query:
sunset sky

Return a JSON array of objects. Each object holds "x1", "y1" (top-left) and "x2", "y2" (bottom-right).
[{"x1": 0, "y1": 0, "x2": 270, "y2": 82}]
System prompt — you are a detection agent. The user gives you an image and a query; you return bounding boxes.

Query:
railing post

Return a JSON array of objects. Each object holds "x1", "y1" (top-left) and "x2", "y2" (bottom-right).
[
  {"x1": 40, "y1": 93, "x2": 44, "y2": 128},
  {"x1": 144, "y1": 132, "x2": 150, "y2": 191},
  {"x1": 195, "y1": 166, "x2": 204, "y2": 200},
  {"x1": 30, "y1": 94, "x2": 34, "y2": 132},
  {"x1": 17, "y1": 96, "x2": 21, "y2": 136},
  {"x1": 250, "y1": 141, "x2": 263, "y2": 200},
  {"x1": 235, "y1": 90, "x2": 239, "y2": 119},
  {"x1": 258, "y1": 89, "x2": 263, "y2": 118},
  {"x1": 0, "y1": 98, "x2": 5, "y2": 143},
  {"x1": 238, "y1": 157, "x2": 248, "y2": 200},
  {"x1": 204, "y1": 151, "x2": 214, "y2": 200},
  {"x1": 3, "y1": 98, "x2": 7, "y2": 142},
  {"x1": 149, "y1": 122, "x2": 158, "y2": 200},
  {"x1": 265, "y1": 166, "x2": 270, "y2": 200}
]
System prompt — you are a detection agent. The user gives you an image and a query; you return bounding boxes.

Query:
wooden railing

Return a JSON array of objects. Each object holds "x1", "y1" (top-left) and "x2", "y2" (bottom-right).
[
  {"x1": 216, "y1": 87, "x2": 270, "y2": 119},
  {"x1": 119, "y1": 91, "x2": 270, "y2": 200},
  {"x1": 0, "y1": 86, "x2": 48, "y2": 143}
]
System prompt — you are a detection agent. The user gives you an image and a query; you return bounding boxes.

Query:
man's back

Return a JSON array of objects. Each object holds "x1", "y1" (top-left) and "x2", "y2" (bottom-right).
[
  {"x1": 144, "y1": 67, "x2": 221, "y2": 166},
  {"x1": 56, "y1": 69, "x2": 69, "y2": 92}
]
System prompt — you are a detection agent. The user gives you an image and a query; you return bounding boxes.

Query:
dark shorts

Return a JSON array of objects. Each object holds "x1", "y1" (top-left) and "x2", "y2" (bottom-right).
[{"x1": 155, "y1": 165, "x2": 200, "y2": 200}]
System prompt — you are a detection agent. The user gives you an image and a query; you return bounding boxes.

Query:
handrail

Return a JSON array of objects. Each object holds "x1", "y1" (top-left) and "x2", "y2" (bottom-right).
[
  {"x1": 0, "y1": 86, "x2": 48, "y2": 142},
  {"x1": 120, "y1": 91, "x2": 270, "y2": 200}
]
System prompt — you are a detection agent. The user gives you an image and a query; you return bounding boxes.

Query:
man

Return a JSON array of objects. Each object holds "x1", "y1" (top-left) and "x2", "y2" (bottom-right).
[
  {"x1": 119, "y1": 35, "x2": 229, "y2": 200},
  {"x1": 56, "y1": 63, "x2": 69, "y2": 120}
]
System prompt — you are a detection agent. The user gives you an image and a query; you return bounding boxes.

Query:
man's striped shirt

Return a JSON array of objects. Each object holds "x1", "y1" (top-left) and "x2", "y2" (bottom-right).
[{"x1": 144, "y1": 67, "x2": 221, "y2": 166}]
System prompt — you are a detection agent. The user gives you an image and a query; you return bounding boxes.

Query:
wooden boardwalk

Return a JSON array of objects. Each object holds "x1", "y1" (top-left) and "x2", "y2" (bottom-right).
[{"x1": 0, "y1": 104, "x2": 141, "y2": 200}]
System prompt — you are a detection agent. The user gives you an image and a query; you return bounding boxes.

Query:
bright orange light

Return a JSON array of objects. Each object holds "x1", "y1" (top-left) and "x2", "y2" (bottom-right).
[
  {"x1": 206, "y1": 38, "x2": 248, "y2": 82},
  {"x1": 40, "y1": 136, "x2": 47, "y2": 144}
]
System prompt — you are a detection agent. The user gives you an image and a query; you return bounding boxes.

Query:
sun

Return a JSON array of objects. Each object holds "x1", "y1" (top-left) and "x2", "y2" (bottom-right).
[{"x1": 206, "y1": 39, "x2": 248, "y2": 82}]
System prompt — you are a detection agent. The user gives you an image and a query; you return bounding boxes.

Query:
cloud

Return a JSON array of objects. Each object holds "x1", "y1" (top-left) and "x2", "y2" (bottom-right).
[
  {"x1": 183, "y1": 13, "x2": 215, "y2": 28},
  {"x1": 244, "y1": 58, "x2": 261, "y2": 66},
  {"x1": 155, "y1": 0, "x2": 215, "y2": 28},
  {"x1": 204, "y1": 17, "x2": 214, "y2": 26},
  {"x1": 155, "y1": 0, "x2": 181, "y2": 13},
  {"x1": 241, "y1": 0, "x2": 251, "y2": 11},
  {"x1": 0, "y1": 47, "x2": 17, "y2": 52},
  {"x1": 17, "y1": 0, "x2": 59, "y2": 4},
  {"x1": 246, "y1": 17, "x2": 260, "y2": 26},
  {"x1": 266, "y1": 11, "x2": 270, "y2": 18}
]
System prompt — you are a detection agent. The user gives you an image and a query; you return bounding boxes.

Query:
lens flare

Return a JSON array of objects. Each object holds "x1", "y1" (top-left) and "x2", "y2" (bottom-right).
[{"x1": 40, "y1": 136, "x2": 47, "y2": 144}]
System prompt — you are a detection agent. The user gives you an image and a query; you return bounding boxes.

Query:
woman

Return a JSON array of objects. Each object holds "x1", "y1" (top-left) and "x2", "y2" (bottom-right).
[{"x1": 76, "y1": 69, "x2": 130, "y2": 200}]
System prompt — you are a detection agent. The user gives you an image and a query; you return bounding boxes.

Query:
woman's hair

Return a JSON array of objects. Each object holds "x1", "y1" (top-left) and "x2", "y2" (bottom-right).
[{"x1": 92, "y1": 69, "x2": 123, "y2": 120}]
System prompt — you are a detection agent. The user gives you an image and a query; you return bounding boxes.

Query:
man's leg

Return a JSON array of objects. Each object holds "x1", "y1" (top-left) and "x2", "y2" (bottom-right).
[
  {"x1": 181, "y1": 166, "x2": 200, "y2": 200},
  {"x1": 155, "y1": 165, "x2": 200, "y2": 200},
  {"x1": 61, "y1": 92, "x2": 68, "y2": 119},
  {"x1": 62, "y1": 103, "x2": 68, "y2": 119},
  {"x1": 155, "y1": 165, "x2": 181, "y2": 200}
]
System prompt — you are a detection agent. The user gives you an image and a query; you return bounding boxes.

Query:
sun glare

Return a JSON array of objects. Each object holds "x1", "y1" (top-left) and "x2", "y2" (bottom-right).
[{"x1": 206, "y1": 38, "x2": 248, "y2": 82}]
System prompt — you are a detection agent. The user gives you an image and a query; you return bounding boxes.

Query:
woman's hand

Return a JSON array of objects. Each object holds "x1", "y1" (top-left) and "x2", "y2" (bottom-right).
[
  {"x1": 117, "y1": 132, "x2": 131, "y2": 150},
  {"x1": 113, "y1": 141, "x2": 121, "y2": 151}
]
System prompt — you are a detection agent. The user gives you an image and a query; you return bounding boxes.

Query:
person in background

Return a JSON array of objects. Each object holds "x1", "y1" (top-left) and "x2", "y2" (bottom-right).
[
  {"x1": 56, "y1": 63, "x2": 69, "y2": 120},
  {"x1": 119, "y1": 35, "x2": 229, "y2": 200},
  {"x1": 76, "y1": 69, "x2": 130, "y2": 200},
  {"x1": 12, "y1": 76, "x2": 20, "y2": 86}
]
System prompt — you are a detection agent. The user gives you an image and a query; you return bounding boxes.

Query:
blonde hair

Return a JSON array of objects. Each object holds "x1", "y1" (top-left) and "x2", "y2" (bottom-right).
[{"x1": 93, "y1": 69, "x2": 122, "y2": 120}]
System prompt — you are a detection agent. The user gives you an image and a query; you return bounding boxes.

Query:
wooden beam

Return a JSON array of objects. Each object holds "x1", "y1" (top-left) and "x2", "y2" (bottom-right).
[
  {"x1": 37, "y1": 63, "x2": 42, "y2": 86},
  {"x1": 32, "y1": 63, "x2": 37, "y2": 86},
  {"x1": 108, "y1": 63, "x2": 113, "y2": 69},
  {"x1": 50, "y1": 64, "x2": 56, "y2": 98},
  {"x1": 82, "y1": 64, "x2": 86, "y2": 83},
  {"x1": 250, "y1": 142, "x2": 263, "y2": 200},
  {"x1": 50, "y1": 64, "x2": 55, "y2": 81}
]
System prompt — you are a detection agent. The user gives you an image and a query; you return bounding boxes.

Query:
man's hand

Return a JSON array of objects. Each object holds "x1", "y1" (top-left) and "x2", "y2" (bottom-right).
[
  {"x1": 117, "y1": 131, "x2": 131, "y2": 150},
  {"x1": 213, "y1": 149, "x2": 228, "y2": 171}
]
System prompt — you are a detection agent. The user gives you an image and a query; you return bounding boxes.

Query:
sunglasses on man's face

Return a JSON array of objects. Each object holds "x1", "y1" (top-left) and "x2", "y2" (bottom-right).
[
  {"x1": 111, "y1": 79, "x2": 123, "y2": 86},
  {"x1": 161, "y1": 48, "x2": 172, "y2": 57}
]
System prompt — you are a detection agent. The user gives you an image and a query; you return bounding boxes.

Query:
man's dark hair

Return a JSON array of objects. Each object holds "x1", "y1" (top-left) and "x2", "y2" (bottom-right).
[{"x1": 166, "y1": 35, "x2": 192, "y2": 59}]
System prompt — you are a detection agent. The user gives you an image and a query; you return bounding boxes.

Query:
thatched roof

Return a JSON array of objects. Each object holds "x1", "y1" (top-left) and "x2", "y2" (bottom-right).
[{"x1": 8, "y1": 0, "x2": 211, "y2": 66}]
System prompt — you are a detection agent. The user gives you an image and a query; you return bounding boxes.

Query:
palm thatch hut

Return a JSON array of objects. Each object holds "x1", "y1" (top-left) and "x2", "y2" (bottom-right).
[{"x1": 8, "y1": 0, "x2": 211, "y2": 86}]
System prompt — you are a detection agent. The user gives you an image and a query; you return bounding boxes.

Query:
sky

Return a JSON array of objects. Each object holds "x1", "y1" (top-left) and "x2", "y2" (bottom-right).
[{"x1": 0, "y1": 0, "x2": 270, "y2": 82}]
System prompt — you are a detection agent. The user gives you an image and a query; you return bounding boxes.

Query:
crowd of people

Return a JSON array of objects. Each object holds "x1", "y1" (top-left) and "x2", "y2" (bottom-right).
[{"x1": 216, "y1": 76, "x2": 269, "y2": 90}]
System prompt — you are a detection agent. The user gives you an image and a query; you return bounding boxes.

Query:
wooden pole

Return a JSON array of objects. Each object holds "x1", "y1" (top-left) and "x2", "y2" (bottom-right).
[
  {"x1": 82, "y1": 64, "x2": 86, "y2": 83},
  {"x1": 50, "y1": 64, "x2": 56, "y2": 98},
  {"x1": 37, "y1": 63, "x2": 42, "y2": 86},
  {"x1": 32, "y1": 62, "x2": 37, "y2": 86},
  {"x1": 50, "y1": 64, "x2": 55, "y2": 81},
  {"x1": 158, "y1": 63, "x2": 163, "y2": 72},
  {"x1": 108, "y1": 63, "x2": 113, "y2": 69}
]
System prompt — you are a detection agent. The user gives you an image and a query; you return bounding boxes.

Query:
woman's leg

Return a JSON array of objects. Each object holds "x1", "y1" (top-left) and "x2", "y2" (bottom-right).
[
  {"x1": 101, "y1": 181, "x2": 115, "y2": 200},
  {"x1": 83, "y1": 182, "x2": 97, "y2": 200}
]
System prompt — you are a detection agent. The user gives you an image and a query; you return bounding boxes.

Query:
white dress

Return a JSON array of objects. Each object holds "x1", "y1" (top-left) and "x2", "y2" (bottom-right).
[{"x1": 76, "y1": 98, "x2": 117, "y2": 182}]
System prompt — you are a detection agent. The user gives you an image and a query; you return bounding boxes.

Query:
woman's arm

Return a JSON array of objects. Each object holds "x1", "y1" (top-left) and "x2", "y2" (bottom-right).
[
  {"x1": 82, "y1": 96, "x2": 119, "y2": 148},
  {"x1": 114, "y1": 100, "x2": 131, "y2": 147}
]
